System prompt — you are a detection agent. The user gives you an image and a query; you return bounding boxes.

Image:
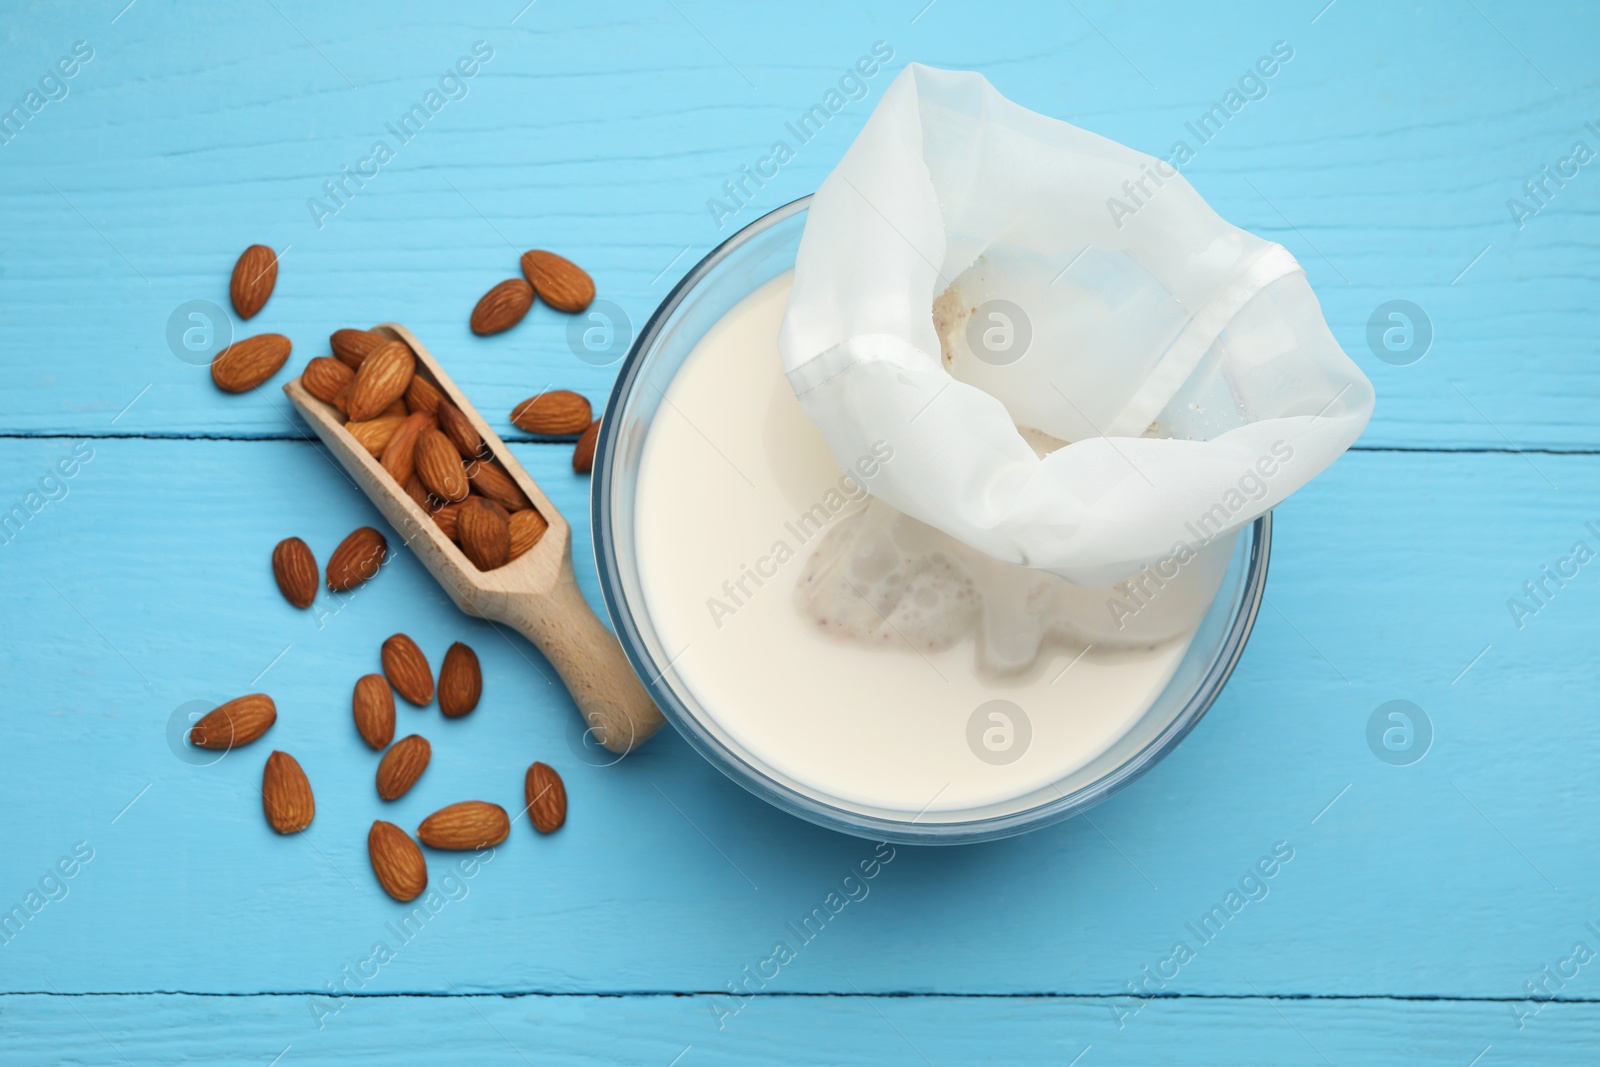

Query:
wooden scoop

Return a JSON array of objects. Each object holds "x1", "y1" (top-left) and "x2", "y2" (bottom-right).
[{"x1": 283, "y1": 323, "x2": 663, "y2": 754}]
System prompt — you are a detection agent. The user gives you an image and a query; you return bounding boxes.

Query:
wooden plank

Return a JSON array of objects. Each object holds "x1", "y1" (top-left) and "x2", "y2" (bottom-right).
[
  {"x1": 0, "y1": 2, "x2": 1595, "y2": 446},
  {"x1": 0, "y1": 993, "x2": 1592, "y2": 1065},
  {"x1": 0, "y1": 439, "x2": 1595, "y2": 997}
]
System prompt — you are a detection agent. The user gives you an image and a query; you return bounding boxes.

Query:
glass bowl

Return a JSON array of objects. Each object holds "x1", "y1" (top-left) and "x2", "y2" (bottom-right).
[{"x1": 593, "y1": 196, "x2": 1271, "y2": 845}]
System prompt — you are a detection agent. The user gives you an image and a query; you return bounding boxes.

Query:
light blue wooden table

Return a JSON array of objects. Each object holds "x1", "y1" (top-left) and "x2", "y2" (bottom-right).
[{"x1": 3, "y1": 1, "x2": 1597, "y2": 1063}]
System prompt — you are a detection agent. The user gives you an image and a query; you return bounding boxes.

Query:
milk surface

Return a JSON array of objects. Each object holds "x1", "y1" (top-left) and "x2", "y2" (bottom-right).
[{"x1": 633, "y1": 274, "x2": 1204, "y2": 815}]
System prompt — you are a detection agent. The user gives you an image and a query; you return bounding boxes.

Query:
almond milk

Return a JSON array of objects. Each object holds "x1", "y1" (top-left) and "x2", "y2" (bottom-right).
[{"x1": 633, "y1": 274, "x2": 1222, "y2": 816}]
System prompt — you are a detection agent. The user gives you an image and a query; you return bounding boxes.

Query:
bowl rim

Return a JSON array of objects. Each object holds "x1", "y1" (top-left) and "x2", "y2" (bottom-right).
[{"x1": 592, "y1": 195, "x2": 1272, "y2": 844}]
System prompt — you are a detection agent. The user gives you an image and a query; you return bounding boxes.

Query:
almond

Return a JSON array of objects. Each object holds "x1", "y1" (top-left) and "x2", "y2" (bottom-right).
[
  {"x1": 415, "y1": 429, "x2": 469, "y2": 502},
  {"x1": 376, "y1": 734, "x2": 431, "y2": 800},
  {"x1": 404, "y1": 473, "x2": 431, "y2": 510},
  {"x1": 436, "y1": 400, "x2": 486, "y2": 461},
  {"x1": 381, "y1": 411, "x2": 436, "y2": 486},
  {"x1": 353, "y1": 673, "x2": 396, "y2": 750},
  {"x1": 520, "y1": 250, "x2": 594, "y2": 313},
  {"x1": 508, "y1": 508, "x2": 548, "y2": 560},
  {"x1": 432, "y1": 501, "x2": 463, "y2": 541},
  {"x1": 330, "y1": 328, "x2": 388, "y2": 368},
  {"x1": 211, "y1": 333, "x2": 292, "y2": 393},
  {"x1": 524, "y1": 761, "x2": 567, "y2": 834},
  {"x1": 271, "y1": 536, "x2": 318, "y2": 609},
  {"x1": 346, "y1": 340, "x2": 415, "y2": 422},
  {"x1": 262, "y1": 751, "x2": 314, "y2": 834},
  {"x1": 573, "y1": 419, "x2": 600, "y2": 474},
  {"x1": 466, "y1": 459, "x2": 530, "y2": 511},
  {"x1": 230, "y1": 244, "x2": 278, "y2": 320},
  {"x1": 438, "y1": 642, "x2": 482, "y2": 718},
  {"x1": 405, "y1": 373, "x2": 445, "y2": 416},
  {"x1": 457, "y1": 497, "x2": 510, "y2": 570},
  {"x1": 326, "y1": 527, "x2": 388, "y2": 591},
  {"x1": 345, "y1": 414, "x2": 406, "y2": 456},
  {"x1": 470, "y1": 278, "x2": 535, "y2": 335},
  {"x1": 380, "y1": 397, "x2": 409, "y2": 418},
  {"x1": 417, "y1": 801, "x2": 509, "y2": 850},
  {"x1": 382, "y1": 633, "x2": 434, "y2": 705},
  {"x1": 190, "y1": 693, "x2": 277, "y2": 750},
  {"x1": 301, "y1": 357, "x2": 355, "y2": 405},
  {"x1": 510, "y1": 390, "x2": 592, "y2": 435},
  {"x1": 368, "y1": 820, "x2": 428, "y2": 901}
]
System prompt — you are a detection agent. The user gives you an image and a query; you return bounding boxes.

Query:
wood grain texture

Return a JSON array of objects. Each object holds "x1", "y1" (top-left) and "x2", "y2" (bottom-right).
[
  {"x1": 0, "y1": 993, "x2": 1594, "y2": 1065},
  {"x1": 0, "y1": 2, "x2": 1595, "y2": 447},
  {"x1": 1, "y1": 441, "x2": 1596, "y2": 1001}
]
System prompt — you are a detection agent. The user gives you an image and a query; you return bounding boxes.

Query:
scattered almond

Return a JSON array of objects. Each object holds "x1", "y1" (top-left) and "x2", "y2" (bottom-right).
[
  {"x1": 436, "y1": 400, "x2": 485, "y2": 460},
  {"x1": 470, "y1": 278, "x2": 535, "y2": 335},
  {"x1": 368, "y1": 820, "x2": 428, "y2": 902},
  {"x1": 510, "y1": 390, "x2": 591, "y2": 435},
  {"x1": 270, "y1": 536, "x2": 318, "y2": 608},
  {"x1": 353, "y1": 674, "x2": 396, "y2": 750},
  {"x1": 573, "y1": 419, "x2": 600, "y2": 474},
  {"x1": 377, "y1": 734, "x2": 431, "y2": 800},
  {"x1": 382, "y1": 633, "x2": 434, "y2": 705},
  {"x1": 346, "y1": 340, "x2": 415, "y2": 422},
  {"x1": 438, "y1": 642, "x2": 482, "y2": 718},
  {"x1": 326, "y1": 526, "x2": 388, "y2": 591},
  {"x1": 301, "y1": 357, "x2": 355, "y2": 405},
  {"x1": 190, "y1": 693, "x2": 277, "y2": 750},
  {"x1": 262, "y1": 751, "x2": 314, "y2": 834},
  {"x1": 211, "y1": 333, "x2": 292, "y2": 393},
  {"x1": 466, "y1": 459, "x2": 530, "y2": 511},
  {"x1": 415, "y1": 429, "x2": 469, "y2": 502},
  {"x1": 417, "y1": 801, "x2": 509, "y2": 850},
  {"x1": 331, "y1": 328, "x2": 388, "y2": 368},
  {"x1": 230, "y1": 244, "x2": 278, "y2": 320},
  {"x1": 508, "y1": 508, "x2": 548, "y2": 560},
  {"x1": 457, "y1": 497, "x2": 510, "y2": 570},
  {"x1": 381, "y1": 411, "x2": 436, "y2": 486},
  {"x1": 405, "y1": 374, "x2": 445, "y2": 416},
  {"x1": 345, "y1": 414, "x2": 407, "y2": 456},
  {"x1": 520, "y1": 250, "x2": 594, "y2": 313},
  {"x1": 525, "y1": 761, "x2": 567, "y2": 834}
]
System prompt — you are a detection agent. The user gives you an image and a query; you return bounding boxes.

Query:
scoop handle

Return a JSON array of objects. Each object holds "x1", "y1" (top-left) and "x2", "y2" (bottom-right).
[{"x1": 497, "y1": 567, "x2": 665, "y2": 754}]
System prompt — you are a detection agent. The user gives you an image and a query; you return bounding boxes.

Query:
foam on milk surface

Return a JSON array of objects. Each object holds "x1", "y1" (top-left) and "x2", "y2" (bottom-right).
[{"x1": 633, "y1": 273, "x2": 1210, "y2": 815}]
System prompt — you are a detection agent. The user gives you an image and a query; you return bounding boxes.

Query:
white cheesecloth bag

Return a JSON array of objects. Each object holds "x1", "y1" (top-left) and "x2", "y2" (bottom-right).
[
  {"x1": 780, "y1": 62, "x2": 1369, "y2": 575},
  {"x1": 778, "y1": 63, "x2": 1374, "y2": 609}
]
